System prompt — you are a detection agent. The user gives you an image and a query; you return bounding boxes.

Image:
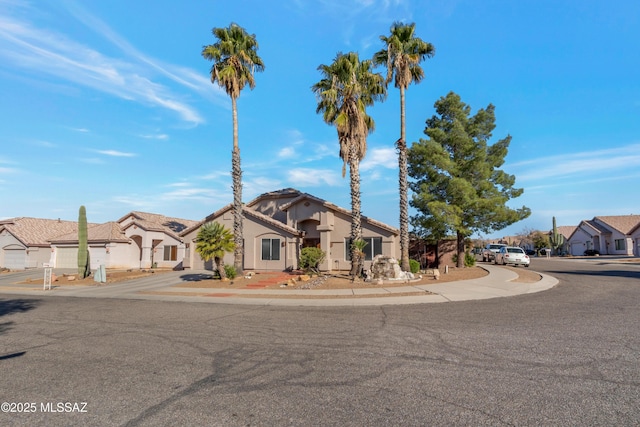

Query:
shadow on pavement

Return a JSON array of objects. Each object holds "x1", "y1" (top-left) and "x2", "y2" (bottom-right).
[
  {"x1": 179, "y1": 273, "x2": 216, "y2": 282},
  {"x1": 0, "y1": 298, "x2": 40, "y2": 337},
  {"x1": 547, "y1": 269, "x2": 640, "y2": 281},
  {"x1": 0, "y1": 298, "x2": 39, "y2": 316}
]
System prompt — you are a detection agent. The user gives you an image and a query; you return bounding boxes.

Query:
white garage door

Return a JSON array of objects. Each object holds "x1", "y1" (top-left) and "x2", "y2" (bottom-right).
[
  {"x1": 3, "y1": 249, "x2": 26, "y2": 270},
  {"x1": 56, "y1": 247, "x2": 78, "y2": 268}
]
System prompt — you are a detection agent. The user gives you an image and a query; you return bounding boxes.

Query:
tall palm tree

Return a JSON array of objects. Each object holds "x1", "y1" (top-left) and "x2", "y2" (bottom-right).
[
  {"x1": 312, "y1": 52, "x2": 386, "y2": 279},
  {"x1": 202, "y1": 23, "x2": 264, "y2": 273},
  {"x1": 373, "y1": 22, "x2": 435, "y2": 272},
  {"x1": 195, "y1": 221, "x2": 235, "y2": 279}
]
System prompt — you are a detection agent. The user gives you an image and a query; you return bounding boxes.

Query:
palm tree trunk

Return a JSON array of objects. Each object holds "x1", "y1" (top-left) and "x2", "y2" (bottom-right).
[
  {"x1": 216, "y1": 256, "x2": 227, "y2": 280},
  {"x1": 231, "y1": 96, "x2": 244, "y2": 273},
  {"x1": 398, "y1": 86, "x2": 410, "y2": 272},
  {"x1": 349, "y1": 141, "x2": 363, "y2": 280}
]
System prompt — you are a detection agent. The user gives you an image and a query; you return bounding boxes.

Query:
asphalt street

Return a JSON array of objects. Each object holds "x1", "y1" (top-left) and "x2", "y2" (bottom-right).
[{"x1": 1, "y1": 258, "x2": 639, "y2": 426}]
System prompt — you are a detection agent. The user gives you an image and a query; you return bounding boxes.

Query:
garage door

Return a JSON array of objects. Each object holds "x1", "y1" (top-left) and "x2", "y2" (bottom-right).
[
  {"x1": 3, "y1": 248, "x2": 26, "y2": 270},
  {"x1": 56, "y1": 247, "x2": 78, "y2": 268}
]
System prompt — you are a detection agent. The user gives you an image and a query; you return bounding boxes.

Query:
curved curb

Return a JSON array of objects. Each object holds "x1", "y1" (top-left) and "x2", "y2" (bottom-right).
[{"x1": 0, "y1": 267, "x2": 560, "y2": 307}]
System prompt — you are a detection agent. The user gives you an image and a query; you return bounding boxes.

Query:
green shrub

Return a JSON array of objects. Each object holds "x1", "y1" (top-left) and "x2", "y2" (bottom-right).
[
  {"x1": 409, "y1": 259, "x2": 420, "y2": 274},
  {"x1": 224, "y1": 264, "x2": 237, "y2": 279},
  {"x1": 299, "y1": 247, "x2": 326, "y2": 274},
  {"x1": 452, "y1": 252, "x2": 476, "y2": 267}
]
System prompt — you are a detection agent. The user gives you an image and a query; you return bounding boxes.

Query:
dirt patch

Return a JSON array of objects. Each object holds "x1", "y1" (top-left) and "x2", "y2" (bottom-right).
[
  {"x1": 502, "y1": 266, "x2": 542, "y2": 283},
  {"x1": 173, "y1": 266, "x2": 490, "y2": 290},
  {"x1": 19, "y1": 269, "x2": 172, "y2": 286}
]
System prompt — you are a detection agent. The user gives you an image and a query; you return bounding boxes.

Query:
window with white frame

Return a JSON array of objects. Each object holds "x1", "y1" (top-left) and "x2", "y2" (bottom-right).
[
  {"x1": 261, "y1": 238, "x2": 280, "y2": 261},
  {"x1": 164, "y1": 245, "x2": 177, "y2": 261},
  {"x1": 614, "y1": 239, "x2": 625, "y2": 251},
  {"x1": 345, "y1": 237, "x2": 383, "y2": 261}
]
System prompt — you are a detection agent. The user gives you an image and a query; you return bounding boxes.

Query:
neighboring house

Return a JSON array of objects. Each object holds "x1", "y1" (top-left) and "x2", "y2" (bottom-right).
[
  {"x1": 49, "y1": 222, "x2": 132, "y2": 269},
  {"x1": 0, "y1": 217, "x2": 79, "y2": 270},
  {"x1": 0, "y1": 211, "x2": 198, "y2": 270},
  {"x1": 567, "y1": 215, "x2": 640, "y2": 256},
  {"x1": 182, "y1": 188, "x2": 400, "y2": 272},
  {"x1": 50, "y1": 212, "x2": 198, "y2": 270},
  {"x1": 117, "y1": 212, "x2": 199, "y2": 269}
]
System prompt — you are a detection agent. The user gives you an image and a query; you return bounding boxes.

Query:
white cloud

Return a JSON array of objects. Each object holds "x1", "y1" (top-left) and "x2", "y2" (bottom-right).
[
  {"x1": 278, "y1": 147, "x2": 296, "y2": 158},
  {"x1": 360, "y1": 147, "x2": 397, "y2": 171},
  {"x1": 0, "y1": 6, "x2": 206, "y2": 124},
  {"x1": 287, "y1": 168, "x2": 341, "y2": 186},
  {"x1": 0, "y1": 166, "x2": 19, "y2": 174},
  {"x1": 139, "y1": 133, "x2": 169, "y2": 140},
  {"x1": 96, "y1": 150, "x2": 136, "y2": 157},
  {"x1": 511, "y1": 143, "x2": 640, "y2": 182}
]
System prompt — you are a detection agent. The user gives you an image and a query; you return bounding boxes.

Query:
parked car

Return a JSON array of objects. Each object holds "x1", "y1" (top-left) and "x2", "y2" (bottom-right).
[
  {"x1": 482, "y1": 243, "x2": 507, "y2": 262},
  {"x1": 494, "y1": 246, "x2": 530, "y2": 267},
  {"x1": 583, "y1": 249, "x2": 600, "y2": 256},
  {"x1": 525, "y1": 249, "x2": 536, "y2": 256}
]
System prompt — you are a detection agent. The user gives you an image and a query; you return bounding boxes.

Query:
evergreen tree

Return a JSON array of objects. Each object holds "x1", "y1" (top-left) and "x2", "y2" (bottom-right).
[{"x1": 408, "y1": 92, "x2": 530, "y2": 267}]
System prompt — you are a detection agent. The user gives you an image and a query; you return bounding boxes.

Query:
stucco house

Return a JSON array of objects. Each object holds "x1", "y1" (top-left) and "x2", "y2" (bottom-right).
[
  {"x1": 181, "y1": 188, "x2": 400, "y2": 272},
  {"x1": 49, "y1": 222, "x2": 133, "y2": 269},
  {"x1": 0, "y1": 217, "x2": 79, "y2": 269},
  {"x1": 49, "y1": 212, "x2": 198, "y2": 270},
  {"x1": 117, "y1": 211, "x2": 198, "y2": 269},
  {"x1": 1, "y1": 212, "x2": 198, "y2": 270},
  {"x1": 567, "y1": 215, "x2": 640, "y2": 256}
]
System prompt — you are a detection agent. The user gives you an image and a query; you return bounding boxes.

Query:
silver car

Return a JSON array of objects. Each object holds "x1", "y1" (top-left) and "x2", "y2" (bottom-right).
[{"x1": 494, "y1": 246, "x2": 530, "y2": 267}]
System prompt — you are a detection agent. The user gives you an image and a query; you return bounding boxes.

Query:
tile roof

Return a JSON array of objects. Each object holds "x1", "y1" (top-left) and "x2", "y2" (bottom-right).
[
  {"x1": 595, "y1": 215, "x2": 640, "y2": 235},
  {"x1": 280, "y1": 192, "x2": 399, "y2": 234},
  {"x1": 0, "y1": 217, "x2": 81, "y2": 247},
  {"x1": 49, "y1": 222, "x2": 130, "y2": 243},
  {"x1": 119, "y1": 211, "x2": 199, "y2": 239},
  {"x1": 556, "y1": 226, "x2": 577, "y2": 239},
  {"x1": 181, "y1": 204, "x2": 300, "y2": 237}
]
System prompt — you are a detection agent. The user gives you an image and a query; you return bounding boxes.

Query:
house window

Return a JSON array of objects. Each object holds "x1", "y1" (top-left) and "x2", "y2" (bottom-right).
[
  {"x1": 163, "y1": 245, "x2": 177, "y2": 261},
  {"x1": 261, "y1": 238, "x2": 280, "y2": 261},
  {"x1": 614, "y1": 239, "x2": 625, "y2": 251},
  {"x1": 345, "y1": 237, "x2": 383, "y2": 261}
]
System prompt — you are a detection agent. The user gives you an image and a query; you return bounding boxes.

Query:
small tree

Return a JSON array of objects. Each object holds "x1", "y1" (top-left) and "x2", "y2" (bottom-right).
[
  {"x1": 299, "y1": 247, "x2": 326, "y2": 275},
  {"x1": 531, "y1": 231, "x2": 550, "y2": 255},
  {"x1": 195, "y1": 222, "x2": 235, "y2": 280}
]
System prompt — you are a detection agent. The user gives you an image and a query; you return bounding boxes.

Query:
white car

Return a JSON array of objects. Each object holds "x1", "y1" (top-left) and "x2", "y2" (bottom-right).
[{"x1": 494, "y1": 246, "x2": 530, "y2": 267}]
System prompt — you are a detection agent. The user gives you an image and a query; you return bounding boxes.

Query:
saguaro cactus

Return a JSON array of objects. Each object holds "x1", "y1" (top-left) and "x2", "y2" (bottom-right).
[
  {"x1": 77, "y1": 205, "x2": 90, "y2": 278},
  {"x1": 549, "y1": 216, "x2": 565, "y2": 256}
]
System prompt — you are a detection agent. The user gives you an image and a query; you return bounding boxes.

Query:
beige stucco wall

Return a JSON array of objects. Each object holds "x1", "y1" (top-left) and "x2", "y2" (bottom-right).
[
  {"x1": 182, "y1": 210, "x2": 300, "y2": 272},
  {"x1": 123, "y1": 225, "x2": 184, "y2": 269}
]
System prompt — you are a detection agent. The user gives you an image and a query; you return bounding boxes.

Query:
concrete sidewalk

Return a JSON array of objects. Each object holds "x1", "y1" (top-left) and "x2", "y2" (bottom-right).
[{"x1": 0, "y1": 264, "x2": 558, "y2": 306}]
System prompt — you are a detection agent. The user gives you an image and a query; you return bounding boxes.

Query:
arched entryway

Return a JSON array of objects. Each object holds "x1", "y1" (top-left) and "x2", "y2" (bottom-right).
[
  {"x1": 130, "y1": 235, "x2": 143, "y2": 268},
  {"x1": 299, "y1": 219, "x2": 321, "y2": 248}
]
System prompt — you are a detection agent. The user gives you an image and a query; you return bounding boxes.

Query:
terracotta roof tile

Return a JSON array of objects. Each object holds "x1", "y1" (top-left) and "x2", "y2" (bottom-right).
[
  {"x1": 0, "y1": 217, "x2": 81, "y2": 247},
  {"x1": 595, "y1": 215, "x2": 640, "y2": 235},
  {"x1": 50, "y1": 222, "x2": 129, "y2": 243}
]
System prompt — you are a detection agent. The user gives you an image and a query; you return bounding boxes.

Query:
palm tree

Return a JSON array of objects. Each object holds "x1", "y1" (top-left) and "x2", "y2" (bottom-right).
[
  {"x1": 195, "y1": 221, "x2": 235, "y2": 279},
  {"x1": 202, "y1": 23, "x2": 264, "y2": 273},
  {"x1": 312, "y1": 52, "x2": 386, "y2": 279},
  {"x1": 373, "y1": 22, "x2": 435, "y2": 272}
]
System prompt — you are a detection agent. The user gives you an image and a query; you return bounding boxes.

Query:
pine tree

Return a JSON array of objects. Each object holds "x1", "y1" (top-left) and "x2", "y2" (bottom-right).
[{"x1": 408, "y1": 92, "x2": 530, "y2": 267}]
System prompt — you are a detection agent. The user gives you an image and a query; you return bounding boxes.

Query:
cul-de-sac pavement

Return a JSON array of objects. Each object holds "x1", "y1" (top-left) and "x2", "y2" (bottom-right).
[{"x1": 1, "y1": 257, "x2": 639, "y2": 426}]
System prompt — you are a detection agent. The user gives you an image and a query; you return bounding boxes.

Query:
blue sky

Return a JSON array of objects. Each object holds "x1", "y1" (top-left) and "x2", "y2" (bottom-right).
[{"x1": 1, "y1": 0, "x2": 639, "y2": 239}]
